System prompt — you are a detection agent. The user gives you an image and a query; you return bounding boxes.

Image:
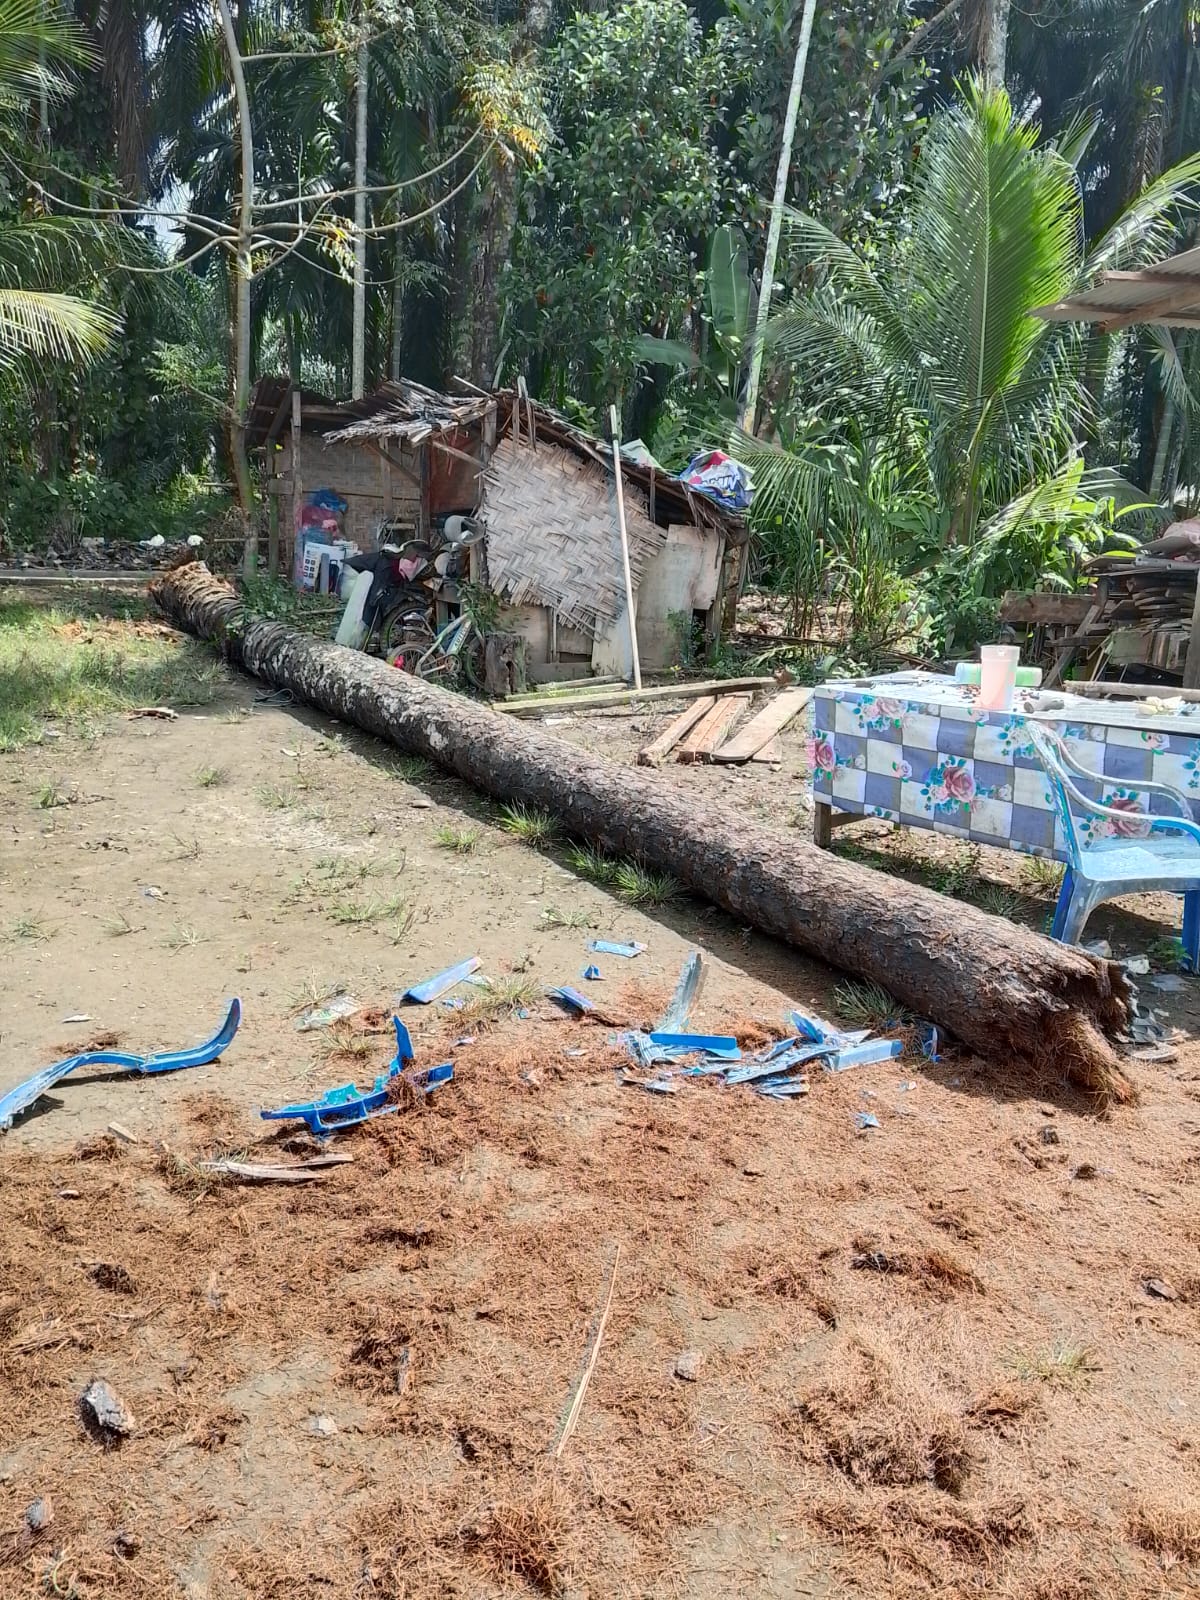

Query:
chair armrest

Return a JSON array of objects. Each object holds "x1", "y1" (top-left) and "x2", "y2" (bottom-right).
[
  {"x1": 1146, "y1": 813, "x2": 1200, "y2": 846},
  {"x1": 1033, "y1": 722, "x2": 1196, "y2": 819}
]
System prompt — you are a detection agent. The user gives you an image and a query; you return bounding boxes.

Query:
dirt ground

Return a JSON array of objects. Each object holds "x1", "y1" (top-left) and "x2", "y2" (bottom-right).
[{"x1": 2, "y1": 594, "x2": 1200, "y2": 1600}]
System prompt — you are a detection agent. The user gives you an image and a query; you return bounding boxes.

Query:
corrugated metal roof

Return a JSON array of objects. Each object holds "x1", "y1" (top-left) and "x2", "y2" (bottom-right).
[{"x1": 1031, "y1": 247, "x2": 1200, "y2": 330}]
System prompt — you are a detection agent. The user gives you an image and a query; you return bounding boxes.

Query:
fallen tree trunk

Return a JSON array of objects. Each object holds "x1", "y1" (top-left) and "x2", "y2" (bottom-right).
[{"x1": 151, "y1": 565, "x2": 1133, "y2": 1101}]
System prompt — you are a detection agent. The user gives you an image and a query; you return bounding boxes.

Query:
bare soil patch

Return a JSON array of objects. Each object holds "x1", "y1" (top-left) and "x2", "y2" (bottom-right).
[{"x1": 1, "y1": 593, "x2": 1199, "y2": 1598}]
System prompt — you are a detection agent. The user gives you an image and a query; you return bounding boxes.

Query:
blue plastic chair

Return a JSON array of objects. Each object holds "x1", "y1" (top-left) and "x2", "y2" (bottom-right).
[{"x1": 1027, "y1": 723, "x2": 1200, "y2": 967}]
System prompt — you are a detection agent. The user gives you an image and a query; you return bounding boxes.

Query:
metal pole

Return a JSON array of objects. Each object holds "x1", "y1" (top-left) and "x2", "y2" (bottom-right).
[{"x1": 609, "y1": 404, "x2": 642, "y2": 691}]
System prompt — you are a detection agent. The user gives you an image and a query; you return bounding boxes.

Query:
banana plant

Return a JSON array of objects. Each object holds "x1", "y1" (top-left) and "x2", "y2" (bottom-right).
[{"x1": 634, "y1": 223, "x2": 756, "y2": 415}]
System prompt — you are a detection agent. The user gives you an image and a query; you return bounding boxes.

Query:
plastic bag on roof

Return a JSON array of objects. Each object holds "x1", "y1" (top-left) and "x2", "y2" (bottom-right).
[{"x1": 679, "y1": 449, "x2": 753, "y2": 511}]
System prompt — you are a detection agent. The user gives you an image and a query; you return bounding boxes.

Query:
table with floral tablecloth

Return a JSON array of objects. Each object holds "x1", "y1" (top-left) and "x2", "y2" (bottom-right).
[{"x1": 810, "y1": 672, "x2": 1200, "y2": 860}]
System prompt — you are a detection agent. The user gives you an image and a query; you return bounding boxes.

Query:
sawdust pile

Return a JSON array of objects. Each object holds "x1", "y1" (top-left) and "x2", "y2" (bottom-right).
[{"x1": 1, "y1": 991, "x2": 1197, "y2": 1599}]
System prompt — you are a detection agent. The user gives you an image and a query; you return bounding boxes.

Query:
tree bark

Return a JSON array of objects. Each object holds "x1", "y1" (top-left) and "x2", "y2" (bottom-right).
[
  {"x1": 215, "y1": 0, "x2": 257, "y2": 575},
  {"x1": 976, "y1": 0, "x2": 1012, "y2": 87},
  {"x1": 351, "y1": 26, "x2": 369, "y2": 399},
  {"x1": 149, "y1": 564, "x2": 1134, "y2": 1103}
]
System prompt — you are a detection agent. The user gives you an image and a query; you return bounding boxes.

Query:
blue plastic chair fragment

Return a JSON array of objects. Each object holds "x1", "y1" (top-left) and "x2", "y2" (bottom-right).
[
  {"x1": 260, "y1": 1017, "x2": 451, "y2": 1137},
  {"x1": 1028, "y1": 723, "x2": 1200, "y2": 968}
]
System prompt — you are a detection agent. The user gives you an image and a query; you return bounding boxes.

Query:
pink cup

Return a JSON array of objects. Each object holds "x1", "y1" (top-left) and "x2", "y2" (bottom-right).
[{"x1": 978, "y1": 645, "x2": 1020, "y2": 713}]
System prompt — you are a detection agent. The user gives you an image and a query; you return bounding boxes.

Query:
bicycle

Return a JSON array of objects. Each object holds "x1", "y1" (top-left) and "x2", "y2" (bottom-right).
[{"x1": 387, "y1": 607, "x2": 485, "y2": 690}]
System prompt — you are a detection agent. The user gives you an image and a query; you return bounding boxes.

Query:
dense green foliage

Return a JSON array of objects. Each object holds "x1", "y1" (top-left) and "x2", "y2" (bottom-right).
[{"x1": 0, "y1": 0, "x2": 1196, "y2": 664}]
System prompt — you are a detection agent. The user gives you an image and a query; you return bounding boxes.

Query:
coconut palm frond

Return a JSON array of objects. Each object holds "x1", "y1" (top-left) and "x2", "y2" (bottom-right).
[{"x1": 0, "y1": 287, "x2": 117, "y2": 364}]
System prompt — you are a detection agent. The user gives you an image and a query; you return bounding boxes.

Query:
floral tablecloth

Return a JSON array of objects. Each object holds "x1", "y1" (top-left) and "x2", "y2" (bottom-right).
[{"x1": 811, "y1": 675, "x2": 1200, "y2": 860}]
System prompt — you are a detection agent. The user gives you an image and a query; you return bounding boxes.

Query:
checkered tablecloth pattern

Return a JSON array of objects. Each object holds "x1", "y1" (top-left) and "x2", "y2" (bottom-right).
[{"x1": 811, "y1": 681, "x2": 1200, "y2": 861}]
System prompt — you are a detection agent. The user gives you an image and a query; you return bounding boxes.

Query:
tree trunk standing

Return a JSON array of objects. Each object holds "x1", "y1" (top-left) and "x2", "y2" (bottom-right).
[
  {"x1": 976, "y1": 0, "x2": 1012, "y2": 86},
  {"x1": 352, "y1": 27, "x2": 369, "y2": 399},
  {"x1": 151, "y1": 564, "x2": 1134, "y2": 1103},
  {"x1": 390, "y1": 236, "x2": 404, "y2": 381},
  {"x1": 215, "y1": 0, "x2": 257, "y2": 576},
  {"x1": 739, "y1": 0, "x2": 819, "y2": 433}
]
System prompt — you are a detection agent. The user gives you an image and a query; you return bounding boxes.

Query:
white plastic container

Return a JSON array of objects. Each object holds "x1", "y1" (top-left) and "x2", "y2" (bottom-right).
[{"x1": 977, "y1": 644, "x2": 1020, "y2": 713}]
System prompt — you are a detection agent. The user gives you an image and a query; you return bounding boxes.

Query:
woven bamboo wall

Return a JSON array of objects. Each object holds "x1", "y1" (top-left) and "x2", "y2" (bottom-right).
[
  {"x1": 481, "y1": 436, "x2": 668, "y2": 636},
  {"x1": 271, "y1": 435, "x2": 420, "y2": 549}
]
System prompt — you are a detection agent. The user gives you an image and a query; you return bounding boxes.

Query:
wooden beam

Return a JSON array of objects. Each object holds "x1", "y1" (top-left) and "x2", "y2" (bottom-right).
[
  {"x1": 367, "y1": 437, "x2": 421, "y2": 489},
  {"x1": 711, "y1": 686, "x2": 812, "y2": 764},
  {"x1": 750, "y1": 736, "x2": 783, "y2": 764},
  {"x1": 676, "y1": 694, "x2": 751, "y2": 763},
  {"x1": 264, "y1": 383, "x2": 294, "y2": 447},
  {"x1": 1069, "y1": 678, "x2": 1200, "y2": 703},
  {"x1": 431, "y1": 436, "x2": 485, "y2": 473},
  {"x1": 636, "y1": 696, "x2": 717, "y2": 766},
  {"x1": 495, "y1": 676, "x2": 774, "y2": 716}
]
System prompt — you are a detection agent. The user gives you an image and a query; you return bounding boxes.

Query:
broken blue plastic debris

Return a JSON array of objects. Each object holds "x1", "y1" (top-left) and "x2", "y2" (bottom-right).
[
  {"x1": 548, "y1": 986, "x2": 595, "y2": 1015},
  {"x1": 0, "y1": 998, "x2": 242, "y2": 1134},
  {"x1": 588, "y1": 939, "x2": 646, "y2": 958},
  {"x1": 260, "y1": 1016, "x2": 449, "y2": 1137},
  {"x1": 755, "y1": 1078, "x2": 809, "y2": 1099},
  {"x1": 855, "y1": 1112, "x2": 881, "y2": 1131},
  {"x1": 441, "y1": 996, "x2": 466, "y2": 1011},
  {"x1": 724, "y1": 1042, "x2": 830, "y2": 1086},
  {"x1": 825, "y1": 1039, "x2": 903, "y2": 1073},
  {"x1": 620, "y1": 1073, "x2": 678, "y2": 1095},
  {"x1": 403, "y1": 956, "x2": 482, "y2": 1004},
  {"x1": 656, "y1": 951, "x2": 704, "y2": 1032},
  {"x1": 647, "y1": 1031, "x2": 740, "y2": 1060},
  {"x1": 581, "y1": 964, "x2": 603, "y2": 981},
  {"x1": 917, "y1": 1022, "x2": 941, "y2": 1061}
]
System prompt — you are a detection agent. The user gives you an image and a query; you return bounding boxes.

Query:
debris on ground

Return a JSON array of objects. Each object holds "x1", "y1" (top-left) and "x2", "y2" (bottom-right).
[
  {"x1": 551, "y1": 1244, "x2": 620, "y2": 1459},
  {"x1": 587, "y1": 939, "x2": 646, "y2": 958},
  {"x1": 197, "y1": 1153, "x2": 355, "y2": 1183},
  {"x1": 673, "y1": 1349, "x2": 704, "y2": 1382},
  {"x1": 261, "y1": 1019, "x2": 452, "y2": 1136},
  {"x1": 295, "y1": 993, "x2": 360, "y2": 1030},
  {"x1": 0, "y1": 999, "x2": 242, "y2": 1134},
  {"x1": 1144, "y1": 1278, "x2": 1178, "y2": 1301},
  {"x1": 403, "y1": 957, "x2": 482, "y2": 1004},
  {"x1": 79, "y1": 1379, "x2": 134, "y2": 1448}
]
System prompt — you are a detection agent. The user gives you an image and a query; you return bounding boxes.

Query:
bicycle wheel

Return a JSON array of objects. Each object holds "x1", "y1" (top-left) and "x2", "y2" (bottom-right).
[{"x1": 383, "y1": 607, "x2": 435, "y2": 671}]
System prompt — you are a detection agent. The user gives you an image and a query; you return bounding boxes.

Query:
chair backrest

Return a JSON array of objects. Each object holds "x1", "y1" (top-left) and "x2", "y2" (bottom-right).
[{"x1": 1025, "y1": 724, "x2": 1086, "y2": 868}]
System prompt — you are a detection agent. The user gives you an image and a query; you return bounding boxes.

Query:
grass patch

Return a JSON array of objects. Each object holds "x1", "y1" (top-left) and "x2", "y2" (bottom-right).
[
  {"x1": 196, "y1": 765, "x2": 227, "y2": 788},
  {"x1": 565, "y1": 843, "x2": 619, "y2": 886},
  {"x1": 257, "y1": 783, "x2": 298, "y2": 811},
  {"x1": 1006, "y1": 1340, "x2": 1098, "y2": 1386},
  {"x1": 973, "y1": 882, "x2": 1029, "y2": 922},
  {"x1": 1018, "y1": 855, "x2": 1065, "y2": 898},
  {"x1": 0, "y1": 590, "x2": 223, "y2": 751},
  {"x1": 35, "y1": 782, "x2": 74, "y2": 809},
  {"x1": 329, "y1": 892, "x2": 409, "y2": 927},
  {"x1": 932, "y1": 845, "x2": 983, "y2": 900},
  {"x1": 165, "y1": 923, "x2": 208, "y2": 952},
  {"x1": 386, "y1": 752, "x2": 431, "y2": 782},
  {"x1": 461, "y1": 976, "x2": 540, "y2": 1028},
  {"x1": 613, "y1": 860, "x2": 679, "y2": 907},
  {"x1": 435, "y1": 824, "x2": 480, "y2": 854},
  {"x1": 103, "y1": 911, "x2": 139, "y2": 938},
  {"x1": 8, "y1": 913, "x2": 50, "y2": 942},
  {"x1": 539, "y1": 904, "x2": 594, "y2": 930},
  {"x1": 499, "y1": 803, "x2": 559, "y2": 847},
  {"x1": 834, "y1": 980, "x2": 910, "y2": 1029},
  {"x1": 467, "y1": 1478, "x2": 574, "y2": 1594}
]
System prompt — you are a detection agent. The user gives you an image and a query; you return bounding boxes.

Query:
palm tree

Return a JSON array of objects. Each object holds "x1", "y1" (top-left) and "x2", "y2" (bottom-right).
[
  {"x1": 0, "y1": 0, "x2": 118, "y2": 373},
  {"x1": 745, "y1": 78, "x2": 1200, "y2": 548}
]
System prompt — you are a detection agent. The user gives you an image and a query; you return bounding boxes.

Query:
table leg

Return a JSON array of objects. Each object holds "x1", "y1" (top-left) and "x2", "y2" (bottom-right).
[{"x1": 813, "y1": 801, "x2": 833, "y2": 849}]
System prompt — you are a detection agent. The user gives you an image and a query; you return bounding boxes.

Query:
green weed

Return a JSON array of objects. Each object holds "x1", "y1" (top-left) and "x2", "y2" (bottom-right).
[
  {"x1": 257, "y1": 783, "x2": 297, "y2": 811},
  {"x1": 329, "y1": 892, "x2": 409, "y2": 927},
  {"x1": 9, "y1": 914, "x2": 49, "y2": 942},
  {"x1": 566, "y1": 844, "x2": 619, "y2": 886},
  {"x1": 196, "y1": 765, "x2": 227, "y2": 788},
  {"x1": 499, "y1": 803, "x2": 558, "y2": 847},
  {"x1": 435, "y1": 824, "x2": 480, "y2": 854},
  {"x1": 614, "y1": 861, "x2": 679, "y2": 907},
  {"x1": 1018, "y1": 855, "x2": 1064, "y2": 898},
  {"x1": 165, "y1": 924, "x2": 207, "y2": 952},
  {"x1": 1006, "y1": 1341, "x2": 1098, "y2": 1386},
  {"x1": 35, "y1": 783, "x2": 72, "y2": 809},
  {"x1": 461, "y1": 976, "x2": 540, "y2": 1028},
  {"x1": 833, "y1": 980, "x2": 910, "y2": 1029},
  {"x1": 933, "y1": 846, "x2": 983, "y2": 900},
  {"x1": 539, "y1": 904, "x2": 594, "y2": 930},
  {"x1": 973, "y1": 882, "x2": 1029, "y2": 922}
]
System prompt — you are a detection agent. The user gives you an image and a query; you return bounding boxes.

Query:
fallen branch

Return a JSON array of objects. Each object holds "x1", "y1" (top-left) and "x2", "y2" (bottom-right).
[
  {"x1": 149, "y1": 565, "x2": 1133, "y2": 1101},
  {"x1": 551, "y1": 1242, "x2": 621, "y2": 1458}
]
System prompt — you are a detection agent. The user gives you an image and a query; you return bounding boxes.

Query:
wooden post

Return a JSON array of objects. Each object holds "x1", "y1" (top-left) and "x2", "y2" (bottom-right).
[
  {"x1": 609, "y1": 404, "x2": 642, "y2": 692},
  {"x1": 267, "y1": 451, "x2": 279, "y2": 578},
  {"x1": 290, "y1": 388, "x2": 303, "y2": 583},
  {"x1": 1184, "y1": 575, "x2": 1200, "y2": 690}
]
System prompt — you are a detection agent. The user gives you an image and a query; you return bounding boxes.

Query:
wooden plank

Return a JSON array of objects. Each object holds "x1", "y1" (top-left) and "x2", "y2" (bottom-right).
[
  {"x1": 677, "y1": 694, "x2": 751, "y2": 764},
  {"x1": 637, "y1": 696, "x2": 717, "y2": 766},
  {"x1": 750, "y1": 736, "x2": 783, "y2": 764},
  {"x1": 710, "y1": 686, "x2": 812, "y2": 764},
  {"x1": 289, "y1": 388, "x2": 302, "y2": 580},
  {"x1": 496, "y1": 676, "x2": 774, "y2": 716},
  {"x1": 1000, "y1": 590, "x2": 1096, "y2": 627},
  {"x1": 431, "y1": 436, "x2": 485, "y2": 473},
  {"x1": 1068, "y1": 678, "x2": 1200, "y2": 703}
]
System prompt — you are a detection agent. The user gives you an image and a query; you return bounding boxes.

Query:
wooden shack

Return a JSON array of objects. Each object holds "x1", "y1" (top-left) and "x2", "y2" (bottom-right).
[{"x1": 245, "y1": 377, "x2": 746, "y2": 677}]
